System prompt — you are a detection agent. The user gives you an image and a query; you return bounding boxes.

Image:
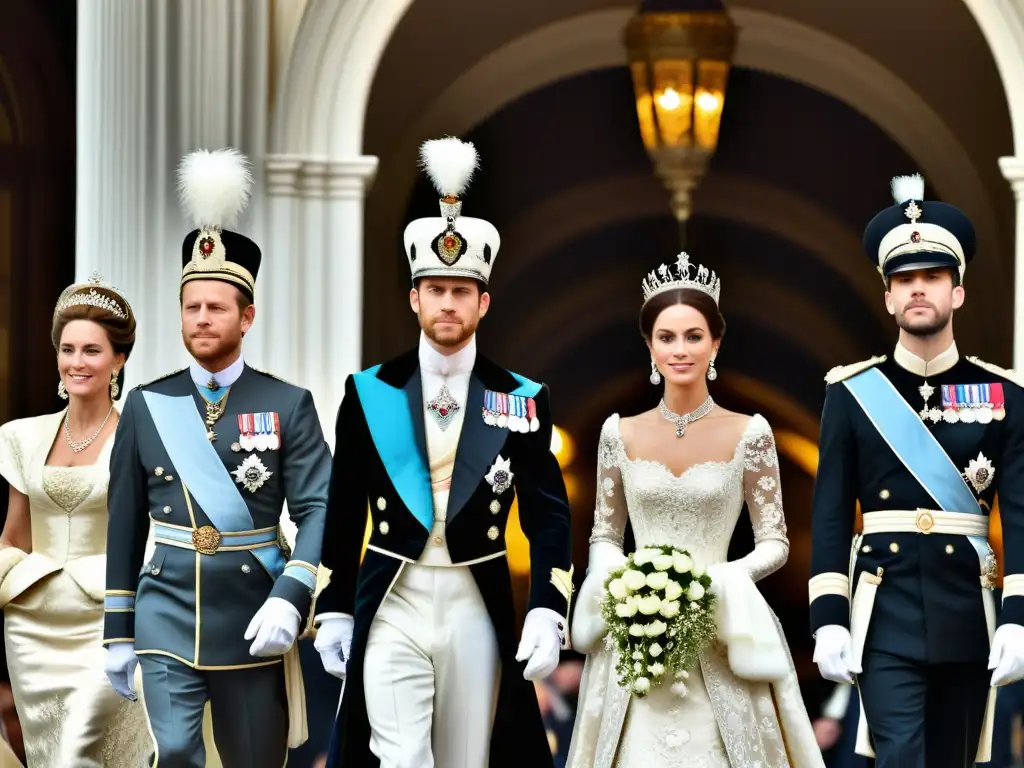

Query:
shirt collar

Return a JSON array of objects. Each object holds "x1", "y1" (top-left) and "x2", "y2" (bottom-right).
[
  {"x1": 418, "y1": 332, "x2": 476, "y2": 377},
  {"x1": 190, "y1": 354, "x2": 245, "y2": 390},
  {"x1": 893, "y1": 340, "x2": 959, "y2": 377}
]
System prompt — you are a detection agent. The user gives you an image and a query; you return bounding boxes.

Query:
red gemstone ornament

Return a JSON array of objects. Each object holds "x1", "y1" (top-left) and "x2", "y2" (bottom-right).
[
  {"x1": 199, "y1": 236, "x2": 215, "y2": 257},
  {"x1": 910, "y1": 231, "x2": 921, "y2": 243}
]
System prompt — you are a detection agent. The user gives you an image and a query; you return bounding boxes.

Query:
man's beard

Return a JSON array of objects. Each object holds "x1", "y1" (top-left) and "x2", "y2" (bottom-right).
[
  {"x1": 183, "y1": 332, "x2": 240, "y2": 363},
  {"x1": 423, "y1": 315, "x2": 478, "y2": 348},
  {"x1": 895, "y1": 304, "x2": 952, "y2": 338}
]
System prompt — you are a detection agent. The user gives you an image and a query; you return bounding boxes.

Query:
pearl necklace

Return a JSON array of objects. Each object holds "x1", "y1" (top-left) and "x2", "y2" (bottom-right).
[
  {"x1": 64, "y1": 404, "x2": 115, "y2": 453},
  {"x1": 658, "y1": 395, "x2": 714, "y2": 438}
]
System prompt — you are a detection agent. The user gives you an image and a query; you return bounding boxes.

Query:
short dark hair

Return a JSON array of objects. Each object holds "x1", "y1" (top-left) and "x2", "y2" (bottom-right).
[
  {"x1": 51, "y1": 289, "x2": 137, "y2": 401},
  {"x1": 640, "y1": 288, "x2": 726, "y2": 342}
]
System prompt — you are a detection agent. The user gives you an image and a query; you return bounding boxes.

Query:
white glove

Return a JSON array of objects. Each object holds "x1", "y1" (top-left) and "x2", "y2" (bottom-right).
[
  {"x1": 314, "y1": 614, "x2": 354, "y2": 680},
  {"x1": 516, "y1": 607, "x2": 565, "y2": 681},
  {"x1": 244, "y1": 597, "x2": 301, "y2": 657},
  {"x1": 989, "y1": 623, "x2": 1024, "y2": 686},
  {"x1": 571, "y1": 541, "x2": 627, "y2": 655},
  {"x1": 813, "y1": 624, "x2": 855, "y2": 683},
  {"x1": 104, "y1": 642, "x2": 139, "y2": 701}
]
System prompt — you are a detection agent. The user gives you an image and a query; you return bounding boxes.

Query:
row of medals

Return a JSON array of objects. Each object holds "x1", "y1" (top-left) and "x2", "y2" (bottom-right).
[{"x1": 918, "y1": 382, "x2": 1003, "y2": 424}]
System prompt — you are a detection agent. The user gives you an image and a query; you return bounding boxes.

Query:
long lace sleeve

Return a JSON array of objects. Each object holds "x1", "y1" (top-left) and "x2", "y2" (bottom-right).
[
  {"x1": 734, "y1": 415, "x2": 790, "y2": 582},
  {"x1": 589, "y1": 415, "x2": 628, "y2": 550}
]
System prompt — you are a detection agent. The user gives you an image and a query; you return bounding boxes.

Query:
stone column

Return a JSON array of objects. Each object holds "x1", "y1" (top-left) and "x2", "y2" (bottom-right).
[
  {"x1": 264, "y1": 155, "x2": 378, "y2": 440},
  {"x1": 76, "y1": 0, "x2": 271, "y2": 391},
  {"x1": 999, "y1": 157, "x2": 1024, "y2": 368}
]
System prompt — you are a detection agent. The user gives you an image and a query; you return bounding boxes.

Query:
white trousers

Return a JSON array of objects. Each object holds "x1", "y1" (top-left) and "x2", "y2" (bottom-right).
[{"x1": 363, "y1": 563, "x2": 501, "y2": 768}]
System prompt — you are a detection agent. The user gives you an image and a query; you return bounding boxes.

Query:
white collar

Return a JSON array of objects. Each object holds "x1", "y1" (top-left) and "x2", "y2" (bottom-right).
[
  {"x1": 893, "y1": 340, "x2": 959, "y2": 377},
  {"x1": 418, "y1": 332, "x2": 476, "y2": 377},
  {"x1": 190, "y1": 354, "x2": 245, "y2": 390}
]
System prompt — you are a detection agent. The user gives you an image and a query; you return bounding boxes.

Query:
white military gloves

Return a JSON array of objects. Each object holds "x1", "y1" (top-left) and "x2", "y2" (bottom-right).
[
  {"x1": 813, "y1": 624, "x2": 856, "y2": 684},
  {"x1": 516, "y1": 607, "x2": 565, "y2": 681},
  {"x1": 245, "y1": 597, "x2": 302, "y2": 657},
  {"x1": 104, "y1": 642, "x2": 139, "y2": 701},
  {"x1": 315, "y1": 614, "x2": 355, "y2": 679},
  {"x1": 989, "y1": 623, "x2": 1024, "y2": 686}
]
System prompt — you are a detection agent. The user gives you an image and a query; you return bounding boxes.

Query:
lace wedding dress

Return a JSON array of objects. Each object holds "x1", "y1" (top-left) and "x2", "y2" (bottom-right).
[{"x1": 566, "y1": 413, "x2": 824, "y2": 768}]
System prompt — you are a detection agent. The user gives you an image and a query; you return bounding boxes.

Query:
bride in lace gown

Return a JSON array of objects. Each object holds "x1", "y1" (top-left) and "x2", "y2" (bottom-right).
[
  {"x1": 566, "y1": 256, "x2": 823, "y2": 767},
  {"x1": 0, "y1": 277, "x2": 153, "y2": 767}
]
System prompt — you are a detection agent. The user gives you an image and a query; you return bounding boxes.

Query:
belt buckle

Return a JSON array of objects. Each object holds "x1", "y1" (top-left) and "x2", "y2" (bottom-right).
[
  {"x1": 192, "y1": 525, "x2": 221, "y2": 555},
  {"x1": 915, "y1": 509, "x2": 935, "y2": 534}
]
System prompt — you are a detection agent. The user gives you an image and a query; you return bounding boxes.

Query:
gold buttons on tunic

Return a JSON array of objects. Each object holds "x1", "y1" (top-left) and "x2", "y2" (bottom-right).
[
  {"x1": 487, "y1": 526, "x2": 500, "y2": 541},
  {"x1": 889, "y1": 542, "x2": 900, "y2": 553},
  {"x1": 861, "y1": 545, "x2": 872, "y2": 554},
  {"x1": 879, "y1": 489, "x2": 890, "y2": 500},
  {"x1": 165, "y1": 475, "x2": 174, "y2": 482},
  {"x1": 241, "y1": 564, "x2": 251, "y2": 574},
  {"x1": 490, "y1": 500, "x2": 501, "y2": 514},
  {"x1": 379, "y1": 521, "x2": 390, "y2": 535},
  {"x1": 946, "y1": 544, "x2": 955, "y2": 554},
  {"x1": 162, "y1": 506, "x2": 172, "y2": 515},
  {"x1": 154, "y1": 467, "x2": 164, "y2": 476},
  {"x1": 231, "y1": 442, "x2": 242, "y2": 453},
  {"x1": 433, "y1": 535, "x2": 444, "y2": 546},
  {"x1": 376, "y1": 497, "x2": 387, "y2": 511}
]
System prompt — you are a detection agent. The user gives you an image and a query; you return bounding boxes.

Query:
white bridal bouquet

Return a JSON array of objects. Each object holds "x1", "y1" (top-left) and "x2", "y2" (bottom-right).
[{"x1": 601, "y1": 545, "x2": 716, "y2": 697}]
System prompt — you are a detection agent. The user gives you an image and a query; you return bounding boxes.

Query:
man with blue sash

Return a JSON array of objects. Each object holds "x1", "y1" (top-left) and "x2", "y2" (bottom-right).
[
  {"x1": 313, "y1": 137, "x2": 573, "y2": 767},
  {"x1": 101, "y1": 148, "x2": 332, "y2": 767},
  {"x1": 809, "y1": 173, "x2": 1024, "y2": 767}
]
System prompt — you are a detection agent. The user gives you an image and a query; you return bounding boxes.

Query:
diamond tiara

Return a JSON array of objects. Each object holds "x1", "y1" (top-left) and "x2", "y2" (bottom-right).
[
  {"x1": 641, "y1": 252, "x2": 721, "y2": 306},
  {"x1": 54, "y1": 271, "x2": 131, "y2": 321}
]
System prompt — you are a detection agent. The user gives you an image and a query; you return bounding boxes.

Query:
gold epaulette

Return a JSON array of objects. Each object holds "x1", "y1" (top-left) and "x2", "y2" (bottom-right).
[
  {"x1": 824, "y1": 355, "x2": 887, "y2": 385},
  {"x1": 967, "y1": 356, "x2": 1024, "y2": 389},
  {"x1": 133, "y1": 367, "x2": 186, "y2": 391},
  {"x1": 248, "y1": 366, "x2": 300, "y2": 388}
]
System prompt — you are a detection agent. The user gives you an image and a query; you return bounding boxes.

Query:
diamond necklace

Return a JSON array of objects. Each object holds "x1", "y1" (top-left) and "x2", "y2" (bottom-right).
[
  {"x1": 64, "y1": 403, "x2": 115, "y2": 453},
  {"x1": 658, "y1": 395, "x2": 714, "y2": 438}
]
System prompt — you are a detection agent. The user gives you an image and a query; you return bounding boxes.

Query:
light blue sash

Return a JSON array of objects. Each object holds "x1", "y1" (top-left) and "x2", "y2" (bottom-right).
[
  {"x1": 141, "y1": 392, "x2": 285, "y2": 579},
  {"x1": 843, "y1": 368, "x2": 989, "y2": 561}
]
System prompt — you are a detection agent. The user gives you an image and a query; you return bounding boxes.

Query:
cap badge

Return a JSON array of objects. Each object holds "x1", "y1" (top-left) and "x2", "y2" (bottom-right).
[{"x1": 904, "y1": 200, "x2": 922, "y2": 224}]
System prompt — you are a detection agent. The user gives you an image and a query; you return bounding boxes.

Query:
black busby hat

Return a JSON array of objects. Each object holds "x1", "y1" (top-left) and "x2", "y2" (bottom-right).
[
  {"x1": 177, "y1": 149, "x2": 261, "y2": 301},
  {"x1": 862, "y1": 174, "x2": 975, "y2": 284}
]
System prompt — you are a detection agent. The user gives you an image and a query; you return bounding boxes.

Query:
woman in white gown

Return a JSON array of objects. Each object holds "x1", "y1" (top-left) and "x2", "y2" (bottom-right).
[{"x1": 566, "y1": 254, "x2": 824, "y2": 767}]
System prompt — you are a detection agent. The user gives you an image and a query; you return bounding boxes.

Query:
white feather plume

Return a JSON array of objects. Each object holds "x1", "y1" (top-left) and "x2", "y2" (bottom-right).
[
  {"x1": 419, "y1": 137, "x2": 479, "y2": 198},
  {"x1": 177, "y1": 148, "x2": 253, "y2": 230},
  {"x1": 891, "y1": 173, "x2": 925, "y2": 205}
]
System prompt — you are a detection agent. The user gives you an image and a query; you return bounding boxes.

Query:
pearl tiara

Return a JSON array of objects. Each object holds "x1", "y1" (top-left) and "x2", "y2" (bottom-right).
[
  {"x1": 641, "y1": 253, "x2": 721, "y2": 306},
  {"x1": 54, "y1": 272, "x2": 131, "y2": 321}
]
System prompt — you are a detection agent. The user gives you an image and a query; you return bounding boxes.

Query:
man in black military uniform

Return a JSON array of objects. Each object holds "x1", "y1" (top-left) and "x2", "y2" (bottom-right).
[
  {"x1": 809, "y1": 173, "x2": 1024, "y2": 767},
  {"x1": 102, "y1": 148, "x2": 332, "y2": 767},
  {"x1": 313, "y1": 137, "x2": 573, "y2": 767}
]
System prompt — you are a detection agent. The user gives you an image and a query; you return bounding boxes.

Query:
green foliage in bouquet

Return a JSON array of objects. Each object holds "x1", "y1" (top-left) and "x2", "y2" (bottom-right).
[{"x1": 600, "y1": 544, "x2": 717, "y2": 697}]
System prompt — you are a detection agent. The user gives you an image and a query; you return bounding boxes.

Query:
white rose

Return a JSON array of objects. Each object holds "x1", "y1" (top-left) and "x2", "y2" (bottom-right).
[
  {"x1": 615, "y1": 601, "x2": 638, "y2": 618},
  {"x1": 646, "y1": 571, "x2": 669, "y2": 591},
  {"x1": 671, "y1": 681, "x2": 689, "y2": 697},
  {"x1": 649, "y1": 642, "x2": 663, "y2": 658},
  {"x1": 633, "y1": 661, "x2": 642, "y2": 673},
  {"x1": 646, "y1": 620, "x2": 668, "y2": 637},
  {"x1": 664, "y1": 580, "x2": 683, "y2": 601},
  {"x1": 649, "y1": 662, "x2": 666, "y2": 677},
  {"x1": 622, "y1": 569, "x2": 647, "y2": 591},
  {"x1": 691, "y1": 558, "x2": 706, "y2": 578},
  {"x1": 674, "y1": 669, "x2": 690, "y2": 680},
  {"x1": 633, "y1": 677, "x2": 650, "y2": 694},
  {"x1": 652, "y1": 554, "x2": 674, "y2": 571},
  {"x1": 608, "y1": 578, "x2": 628, "y2": 600},
  {"x1": 632, "y1": 651, "x2": 643, "y2": 660},
  {"x1": 659, "y1": 600, "x2": 681, "y2": 619},
  {"x1": 686, "y1": 581, "x2": 705, "y2": 601},
  {"x1": 631, "y1": 549, "x2": 651, "y2": 566},
  {"x1": 672, "y1": 553, "x2": 693, "y2": 574},
  {"x1": 629, "y1": 623, "x2": 646, "y2": 637},
  {"x1": 638, "y1": 595, "x2": 662, "y2": 616}
]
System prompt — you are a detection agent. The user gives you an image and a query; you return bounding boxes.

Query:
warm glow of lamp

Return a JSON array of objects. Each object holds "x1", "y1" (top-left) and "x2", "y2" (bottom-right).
[
  {"x1": 625, "y1": 9, "x2": 737, "y2": 226},
  {"x1": 551, "y1": 425, "x2": 576, "y2": 468}
]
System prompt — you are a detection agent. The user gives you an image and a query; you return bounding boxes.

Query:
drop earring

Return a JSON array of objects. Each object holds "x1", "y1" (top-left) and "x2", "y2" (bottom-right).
[
  {"x1": 58, "y1": 380, "x2": 68, "y2": 400},
  {"x1": 110, "y1": 371, "x2": 120, "y2": 399},
  {"x1": 707, "y1": 358, "x2": 718, "y2": 381},
  {"x1": 649, "y1": 360, "x2": 661, "y2": 386}
]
